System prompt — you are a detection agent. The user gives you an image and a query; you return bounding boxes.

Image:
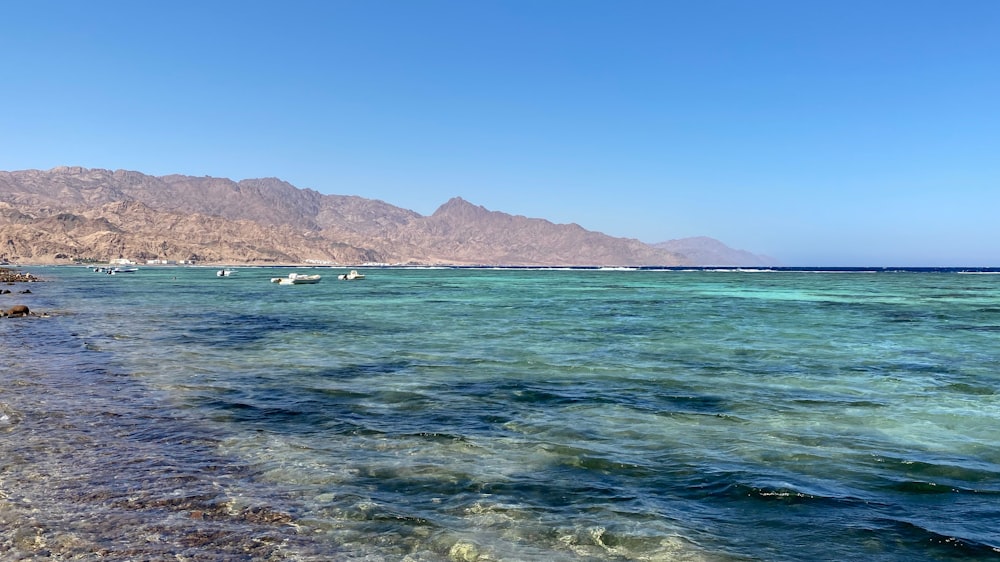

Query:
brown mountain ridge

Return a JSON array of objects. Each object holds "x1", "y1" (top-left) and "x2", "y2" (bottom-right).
[{"x1": 0, "y1": 166, "x2": 774, "y2": 266}]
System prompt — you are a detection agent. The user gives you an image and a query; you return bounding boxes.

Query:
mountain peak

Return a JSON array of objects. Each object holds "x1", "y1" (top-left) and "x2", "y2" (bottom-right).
[{"x1": 432, "y1": 197, "x2": 489, "y2": 218}]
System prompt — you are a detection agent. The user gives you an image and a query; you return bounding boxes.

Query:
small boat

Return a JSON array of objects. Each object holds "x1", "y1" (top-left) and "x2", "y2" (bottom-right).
[
  {"x1": 93, "y1": 265, "x2": 137, "y2": 274},
  {"x1": 217, "y1": 269, "x2": 236, "y2": 277},
  {"x1": 337, "y1": 269, "x2": 365, "y2": 280},
  {"x1": 270, "y1": 273, "x2": 322, "y2": 285}
]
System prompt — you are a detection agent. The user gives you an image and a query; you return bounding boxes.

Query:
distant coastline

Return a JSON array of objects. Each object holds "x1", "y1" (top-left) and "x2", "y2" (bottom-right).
[{"x1": 10, "y1": 263, "x2": 1000, "y2": 274}]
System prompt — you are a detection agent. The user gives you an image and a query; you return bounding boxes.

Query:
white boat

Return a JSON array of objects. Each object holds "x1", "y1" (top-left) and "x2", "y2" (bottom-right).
[
  {"x1": 337, "y1": 269, "x2": 365, "y2": 280},
  {"x1": 217, "y1": 269, "x2": 236, "y2": 277},
  {"x1": 270, "y1": 273, "x2": 322, "y2": 285}
]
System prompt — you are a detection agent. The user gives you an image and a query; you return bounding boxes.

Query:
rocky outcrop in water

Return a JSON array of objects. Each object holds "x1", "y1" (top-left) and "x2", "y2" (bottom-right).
[{"x1": 0, "y1": 267, "x2": 40, "y2": 283}]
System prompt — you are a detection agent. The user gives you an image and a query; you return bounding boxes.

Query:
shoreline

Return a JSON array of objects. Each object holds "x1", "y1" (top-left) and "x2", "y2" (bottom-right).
[{"x1": 0, "y1": 284, "x2": 332, "y2": 560}]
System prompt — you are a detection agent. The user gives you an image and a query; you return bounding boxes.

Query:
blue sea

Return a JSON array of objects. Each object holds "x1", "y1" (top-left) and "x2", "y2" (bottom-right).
[{"x1": 2, "y1": 266, "x2": 999, "y2": 560}]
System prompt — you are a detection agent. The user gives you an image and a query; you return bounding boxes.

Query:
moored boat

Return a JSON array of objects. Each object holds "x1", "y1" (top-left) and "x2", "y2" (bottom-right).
[
  {"x1": 337, "y1": 269, "x2": 365, "y2": 280},
  {"x1": 94, "y1": 266, "x2": 138, "y2": 274},
  {"x1": 270, "y1": 273, "x2": 322, "y2": 285}
]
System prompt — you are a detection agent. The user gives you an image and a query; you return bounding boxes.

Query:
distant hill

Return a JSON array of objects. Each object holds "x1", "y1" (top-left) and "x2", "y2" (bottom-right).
[
  {"x1": 653, "y1": 236, "x2": 779, "y2": 267},
  {"x1": 0, "y1": 166, "x2": 771, "y2": 266}
]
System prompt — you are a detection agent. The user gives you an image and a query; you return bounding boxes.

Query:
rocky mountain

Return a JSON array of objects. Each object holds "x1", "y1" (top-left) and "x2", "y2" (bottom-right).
[
  {"x1": 0, "y1": 166, "x2": 771, "y2": 266},
  {"x1": 653, "y1": 236, "x2": 779, "y2": 267}
]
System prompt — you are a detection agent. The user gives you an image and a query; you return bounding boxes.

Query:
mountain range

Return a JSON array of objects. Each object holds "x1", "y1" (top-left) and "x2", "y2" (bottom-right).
[{"x1": 0, "y1": 166, "x2": 777, "y2": 267}]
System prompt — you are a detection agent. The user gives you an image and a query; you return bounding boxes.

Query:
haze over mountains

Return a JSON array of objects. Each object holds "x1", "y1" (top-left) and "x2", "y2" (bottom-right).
[{"x1": 0, "y1": 166, "x2": 777, "y2": 267}]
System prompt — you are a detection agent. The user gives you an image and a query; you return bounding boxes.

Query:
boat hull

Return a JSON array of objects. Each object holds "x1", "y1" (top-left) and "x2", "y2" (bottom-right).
[{"x1": 271, "y1": 273, "x2": 321, "y2": 285}]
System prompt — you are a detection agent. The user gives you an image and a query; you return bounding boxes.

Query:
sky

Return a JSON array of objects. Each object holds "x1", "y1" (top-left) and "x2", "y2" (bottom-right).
[{"x1": 1, "y1": 1, "x2": 998, "y2": 266}]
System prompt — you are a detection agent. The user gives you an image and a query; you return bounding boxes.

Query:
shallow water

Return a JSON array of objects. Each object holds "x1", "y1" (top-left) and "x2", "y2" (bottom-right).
[{"x1": 2, "y1": 266, "x2": 999, "y2": 560}]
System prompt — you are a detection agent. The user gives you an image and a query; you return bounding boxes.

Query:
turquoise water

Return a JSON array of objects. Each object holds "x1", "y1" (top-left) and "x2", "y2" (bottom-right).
[{"x1": 2, "y1": 266, "x2": 999, "y2": 560}]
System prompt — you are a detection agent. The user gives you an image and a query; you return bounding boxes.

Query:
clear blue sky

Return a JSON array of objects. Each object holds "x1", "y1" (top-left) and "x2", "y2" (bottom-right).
[{"x1": 2, "y1": 1, "x2": 998, "y2": 266}]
